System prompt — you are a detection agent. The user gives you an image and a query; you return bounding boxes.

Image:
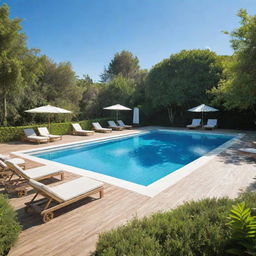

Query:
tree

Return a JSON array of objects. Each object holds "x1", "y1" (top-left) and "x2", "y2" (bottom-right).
[
  {"x1": 99, "y1": 75, "x2": 135, "y2": 108},
  {"x1": 211, "y1": 9, "x2": 256, "y2": 114},
  {"x1": 100, "y1": 50, "x2": 140, "y2": 82},
  {"x1": 145, "y1": 49, "x2": 223, "y2": 123},
  {"x1": 0, "y1": 4, "x2": 27, "y2": 125}
]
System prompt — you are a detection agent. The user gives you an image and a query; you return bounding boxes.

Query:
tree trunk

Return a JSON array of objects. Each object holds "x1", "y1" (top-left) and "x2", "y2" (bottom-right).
[
  {"x1": 2, "y1": 91, "x2": 7, "y2": 126},
  {"x1": 167, "y1": 106, "x2": 176, "y2": 123}
]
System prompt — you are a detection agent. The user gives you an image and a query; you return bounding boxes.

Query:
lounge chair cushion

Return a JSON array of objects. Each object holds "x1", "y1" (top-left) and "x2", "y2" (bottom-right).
[
  {"x1": 49, "y1": 177, "x2": 103, "y2": 201},
  {"x1": 29, "y1": 177, "x2": 103, "y2": 202},
  {"x1": 72, "y1": 123, "x2": 83, "y2": 131},
  {"x1": 5, "y1": 161, "x2": 62, "y2": 180},
  {"x1": 117, "y1": 120, "x2": 132, "y2": 128},
  {"x1": 7, "y1": 158, "x2": 25, "y2": 165},
  {"x1": 239, "y1": 148, "x2": 256, "y2": 154},
  {"x1": 27, "y1": 135, "x2": 48, "y2": 141},
  {"x1": 92, "y1": 122, "x2": 111, "y2": 131},
  {"x1": 25, "y1": 166, "x2": 64, "y2": 179},
  {"x1": 0, "y1": 154, "x2": 10, "y2": 161}
]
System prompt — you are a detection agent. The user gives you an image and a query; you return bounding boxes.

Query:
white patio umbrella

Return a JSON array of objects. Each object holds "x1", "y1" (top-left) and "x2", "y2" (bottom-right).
[
  {"x1": 25, "y1": 105, "x2": 72, "y2": 128},
  {"x1": 103, "y1": 104, "x2": 132, "y2": 120},
  {"x1": 188, "y1": 104, "x2": 218, "y2": 125}
]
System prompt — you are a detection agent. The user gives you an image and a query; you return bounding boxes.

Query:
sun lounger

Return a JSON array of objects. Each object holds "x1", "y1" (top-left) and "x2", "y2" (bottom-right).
[
  {"x1": 0, "y1": 158, "x2": 25, "y2": 183},
  {"x1": 5, "y1": 161, "x2": 64, "y2": 197},
  {"x1": 186, "y1": 119, "x2": 201, "y2": 129},
  {"x1": 38, "y1": 127, "x2": 62, "y2": 141},
  {"x1": 203, "y1": 119, "x2": 217, "y2": 129},
  {"x1": 238, "y1": 148, "x2": 256, "y2": 158},
  {"x1": 24, "y1": 128, "x2": 49, "y2": 144},
  {"x1": 92, "y1": 122, "x2": 112, "y2": 133},
  {"x1": 72, "y1": 123, "x2": 95, "y2": 136},
  {"x1": 107, "y1": 121, "x2": 124, "y2": 131},
  {"x1": 25, "y1": 177, "x2": 104, "y2": 222},
  {"x1": 117, "y1": 120, "x2": 132, "y2": 129}
]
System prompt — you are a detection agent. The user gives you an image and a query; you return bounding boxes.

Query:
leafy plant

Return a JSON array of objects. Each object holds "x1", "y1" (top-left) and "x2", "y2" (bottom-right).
[
  {"x1": 0, "y1": 195, "x2": 21, "y2": 255},
  {"x1": 227, "y1": 202, "x2": 256, "y2": 255}
]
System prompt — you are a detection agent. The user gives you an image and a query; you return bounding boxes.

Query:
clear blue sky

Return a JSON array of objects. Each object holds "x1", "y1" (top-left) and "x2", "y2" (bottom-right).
[{"x1": 3, "y1": 0, "x2": 256, "y2": 81}]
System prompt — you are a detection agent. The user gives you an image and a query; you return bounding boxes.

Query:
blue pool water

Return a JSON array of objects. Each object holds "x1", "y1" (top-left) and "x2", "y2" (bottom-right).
[{"x1": 32, "y1": 130, "x2": 234, "y2": 186}]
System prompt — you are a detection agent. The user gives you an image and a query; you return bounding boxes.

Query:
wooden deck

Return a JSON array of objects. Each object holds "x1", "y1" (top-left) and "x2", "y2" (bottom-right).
[{"x1": 1, "y1": 127, "x2": 256, "y2": 256}]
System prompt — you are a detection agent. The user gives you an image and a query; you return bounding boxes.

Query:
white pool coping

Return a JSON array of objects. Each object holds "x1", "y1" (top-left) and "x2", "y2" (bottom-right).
[{"x1": 12, "y1": 129, "x2": 245, "y2": 197}]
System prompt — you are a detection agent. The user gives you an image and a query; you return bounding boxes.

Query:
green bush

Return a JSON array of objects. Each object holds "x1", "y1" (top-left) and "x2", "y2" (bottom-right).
[
  {"x1": 94, "y1": 192, "x2": 256, "y2": 256},
  {"x1": 0, "y1": 195, "x2": 21, "y2": 255},
  {"x1": 0, "y1": 118, "x2": 109, "y2": 143}
]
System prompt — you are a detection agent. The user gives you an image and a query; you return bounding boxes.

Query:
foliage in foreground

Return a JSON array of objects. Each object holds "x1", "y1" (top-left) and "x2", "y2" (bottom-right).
[
  {"x1": 0, "y1": 195, "x2": 21, "y2": 255},
  {"x1": 94, "y1": 192, "x2": 256, "y2": 256},
  {"x1": 227, "y1": 202, "x2": 256, "y2": 255}
]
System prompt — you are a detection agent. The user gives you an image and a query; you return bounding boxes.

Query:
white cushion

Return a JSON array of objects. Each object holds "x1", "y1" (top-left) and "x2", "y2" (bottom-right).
[
  {"x1": 25, "y1": 166, "x2": 63, "y2": 179},
  {"x1": 239, "y1": 148, "x2": 256, "y2": 154},
  {"x1": 27, "y1": 135, "x2": 48, "y2": 141},
  {"x1": 0, "y1": 154, "x2": 10, "y2": 161},
  {"x1": 50, "y1": 177, "x2": 103, "y2": 201},
  {"x1": 7, "y1": 158, "x2": 25, "y2": 165}
]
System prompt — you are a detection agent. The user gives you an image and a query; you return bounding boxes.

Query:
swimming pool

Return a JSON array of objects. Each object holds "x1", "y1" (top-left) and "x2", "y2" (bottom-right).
[{"x1": 31, "y1": 130, "x2": 235, "y2": 187}]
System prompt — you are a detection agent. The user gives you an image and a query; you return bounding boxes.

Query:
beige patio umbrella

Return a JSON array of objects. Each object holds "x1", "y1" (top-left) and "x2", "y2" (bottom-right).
[
  {"x1": 25, "y1": 105, "x2": 72, "y2": 128},
  {"x1": 103, "y1": 104, "x2": 132, "y2": 120},
  {"x1": 188, "y1": 104, "x2": 218, "y2": 125}
]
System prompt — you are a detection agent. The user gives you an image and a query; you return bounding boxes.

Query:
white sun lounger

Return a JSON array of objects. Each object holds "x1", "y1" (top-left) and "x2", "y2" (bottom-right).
[
  {"x1": 72, "y1": 123, "x2": 94, "y2": 136},
  {"x1": 0, "y1": 158, "x2": 25, "y2": 184},
  {"x1": 25, "y1": 177, "x2": 104, "y2": 222},
  {"x1": 117, "y1": 120, "x2": 132, "y2": 129},
  {"x1": 5, "y1": 161, "x2": 64, "y2": 197},
  {"x1": 24, "y1": 128, "x2": 49, "y2": 144},
  {"x1": 186, "y1": 119, "x2": 201, "y2": 129},
  {"x1": 107, "y1": 121, "x2": 124, "y2": 131},
  {"x1": 92, "y1": 122, "x2": 112, "y2": 133},
  {"x1": 238, "y1": 148, "x2": 256, "y2": 158},
  {"x1": 203, "y1": 119, "x2": 217, "y2": 129},
  {"x1": 38, "y1": 127, "x2": 62, "y2": 141}
]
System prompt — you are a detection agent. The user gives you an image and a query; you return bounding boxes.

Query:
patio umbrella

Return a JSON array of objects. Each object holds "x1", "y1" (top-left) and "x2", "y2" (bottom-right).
[
  {"x1": 133, "y1": 107, "x2": 139, "y2": 125},
  {"x1": 187, "y1": 104, "x2": 218, "y2": 125},
  {"x1": 25, "y1": 105, "x2": 72, "y2": 128},
  {"x1": 103, "y1": 104, "x2": 132, "y2": 120}
]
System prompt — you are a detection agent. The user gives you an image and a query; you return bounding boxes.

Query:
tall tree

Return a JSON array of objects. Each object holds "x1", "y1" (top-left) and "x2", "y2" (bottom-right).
[
  {"x1": 100, "y1": 50, "x2": 140, "y2": 82},
  {"x1": 211, "y1": 9, "x2": 256, "y2": 114},
  {"x1": 0, "y1": 4, "x2": 27, "y2": 125},
  {"x1": 145, "y1": 49, "x2": 223, "y2": 123}
]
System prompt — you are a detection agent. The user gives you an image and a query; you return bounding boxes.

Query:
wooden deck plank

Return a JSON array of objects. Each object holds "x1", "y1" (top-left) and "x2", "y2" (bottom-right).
[{"x1": 1, "y1": 128, "x2": 255, "y2": 256}]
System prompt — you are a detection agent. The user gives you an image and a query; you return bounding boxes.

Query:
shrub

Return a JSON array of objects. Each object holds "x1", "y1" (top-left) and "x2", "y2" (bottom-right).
[
  {"x1": 0, "y1": 195, "x2": 21, "y2": 255},
  {"x1": 95, "y1": 192, "x2": 256, "y2": 256}
]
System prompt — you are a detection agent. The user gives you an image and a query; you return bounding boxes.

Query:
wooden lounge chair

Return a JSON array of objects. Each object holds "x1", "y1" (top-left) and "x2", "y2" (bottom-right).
[
  {"x1": 186, "y1": 119, "x2": 201, "y2": 129},
  {"x1": 24, "y1": 128, "x2": 49, "y2": 144},
  {"x1": 92, "y1": 122, "x2": 112, "y2": 133},
  {"x1": 117, "y1": 120, "x2": 132, "y2": 129},
  {"x1": 238, "y1": 148, "x2": 256, "y2": 158},
  {"x1": 38, "y1": 127, "x2": 62, "y2": 141},
  {"x1": 5, "y1": 161, "x2": 64, "y2": 197},
  {"x1": 0, "y1": 158, "x2": 25, "y2": 185},
  {"x1": 72, "y1": 123, "x2": 95, "y2": 136},
  {"x1": 107, "y1": 121, "x2": 124, "y2": 131},
  {"x1": 25, "y1": 177, "x2": 104, "y2": 222},
  {"x1": 203, "y1": 119, "x2": 217, "y2": 130}
]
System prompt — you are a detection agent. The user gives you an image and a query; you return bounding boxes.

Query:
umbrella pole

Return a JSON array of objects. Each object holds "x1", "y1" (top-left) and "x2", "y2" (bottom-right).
[
  {"x1": 201, "y1": 112, "x2": 203, "y2": 128},
  {"x1": 48, "y1": 114, "x2": 51, "y2": 131}
]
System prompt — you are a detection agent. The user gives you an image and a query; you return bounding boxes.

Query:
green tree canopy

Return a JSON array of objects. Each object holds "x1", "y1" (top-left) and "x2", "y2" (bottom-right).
[
  {"x1": 211, "y1": 9, "x2": 256, "y2": 114},
  {"x1": 0, "y1": 4, "x2": 27, "y2": 125},
  {"x1": 100, "y1": 50, "x2": 140, "y2": 82},
  {"x1": 145, "y1": 49, "x2": 223, "y2": 122}
]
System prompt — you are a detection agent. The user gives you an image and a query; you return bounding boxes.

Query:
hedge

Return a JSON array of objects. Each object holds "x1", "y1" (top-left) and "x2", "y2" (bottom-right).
[
  {"x1": 0, "y1": 118, "x2": 109, "y2": 143},
  {"x1": 0, "y1": 195, "x2": 21, "y2": 255},
  {"x1": 94, "y1": 192, "x2": 256, "y2": 256}
]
